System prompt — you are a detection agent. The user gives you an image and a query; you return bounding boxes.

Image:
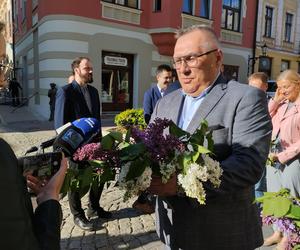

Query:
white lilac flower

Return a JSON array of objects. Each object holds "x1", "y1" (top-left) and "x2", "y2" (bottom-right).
[
  {"x1": 178, "y1": 170, "x2": 206, "y2": 204},
  {"x1": 118, "y1": 163, "x2": 152, "y2": 201},
  {"x1": 178, "y1": 158, "x2": 223, "y2": 204},
  {"x1": 203, "y1": 154, "x2": 223, "y2": 188},
  {"x1": 159, "y1": 161, "x2": 176, "y2": 184}
]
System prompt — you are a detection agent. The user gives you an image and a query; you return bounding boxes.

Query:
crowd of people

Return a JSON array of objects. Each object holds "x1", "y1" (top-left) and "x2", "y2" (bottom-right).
[{"x1": 1, "y1": 24, "x2": 300, "y2": 250}]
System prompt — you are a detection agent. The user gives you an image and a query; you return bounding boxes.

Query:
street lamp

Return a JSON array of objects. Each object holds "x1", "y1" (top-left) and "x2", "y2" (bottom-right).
[
  {"x1": 247, "y1": 43, "x2": 269, "y2": 76},
  {"x1": 261, "y1": 43, "x2": 268, "y2": 56}
]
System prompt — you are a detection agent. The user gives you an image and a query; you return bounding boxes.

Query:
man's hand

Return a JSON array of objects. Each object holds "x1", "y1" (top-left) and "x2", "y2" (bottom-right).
[{"x1": 148, "y1": 174, "x2": 177, "y2": 196}]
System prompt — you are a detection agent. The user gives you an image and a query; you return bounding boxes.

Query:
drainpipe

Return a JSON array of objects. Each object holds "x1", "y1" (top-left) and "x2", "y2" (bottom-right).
[{"x1": 11, "y1": 0, "x2": 16, "y2": 78}]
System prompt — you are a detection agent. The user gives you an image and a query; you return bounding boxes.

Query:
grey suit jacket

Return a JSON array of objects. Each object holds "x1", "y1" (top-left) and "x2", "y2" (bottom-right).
[{"x1": 151, "y1": 76, "x2": 272, "y2": 250}]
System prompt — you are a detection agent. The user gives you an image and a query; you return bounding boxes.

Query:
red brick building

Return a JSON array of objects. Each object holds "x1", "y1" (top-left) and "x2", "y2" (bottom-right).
[{"x1": 13, "y1": 0, "x2": 257, "y2": 117}]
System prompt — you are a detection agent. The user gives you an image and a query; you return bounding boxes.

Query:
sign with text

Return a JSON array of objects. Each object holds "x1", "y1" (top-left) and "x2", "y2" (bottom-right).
[{"x1": 104, "y1": 56, "x2": 128, "y2": 67}]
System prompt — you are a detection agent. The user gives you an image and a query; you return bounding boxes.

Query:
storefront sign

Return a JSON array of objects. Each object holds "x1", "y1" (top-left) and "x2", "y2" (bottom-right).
[{"x1": 104, "y1": 56, "x2": 128, "y2": 66}]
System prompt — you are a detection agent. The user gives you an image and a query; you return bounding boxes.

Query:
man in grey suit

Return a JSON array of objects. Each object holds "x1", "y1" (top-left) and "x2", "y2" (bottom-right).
[{"x1": 148, "y1": 25, "x2": 272, "y2": 249}]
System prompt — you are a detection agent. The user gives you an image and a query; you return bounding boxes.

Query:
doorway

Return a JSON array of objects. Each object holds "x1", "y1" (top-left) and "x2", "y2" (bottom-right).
[{"x1": 101, "y1": 51, "x2": 133, "y2": 112}]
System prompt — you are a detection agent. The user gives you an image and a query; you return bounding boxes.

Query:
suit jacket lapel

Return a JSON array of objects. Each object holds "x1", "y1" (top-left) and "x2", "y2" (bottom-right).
[{"x1": 186, "y1": 79, "x2": 227, "y2": 133}]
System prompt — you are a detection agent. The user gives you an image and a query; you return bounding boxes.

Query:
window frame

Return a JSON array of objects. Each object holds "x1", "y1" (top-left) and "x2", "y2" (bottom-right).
[
  {"x1": 153, "y1": 0, "x2": 161, "y2": 12},
  {"x1": 200, "y1": 0, "x2": 210, "y2": 19},
  {"x1": 221, "y1": 0, "x2": 242, "y2": 32},
  {"x1": 182, "y1": 0, "x2": 193, "y2": 15},
  {"x1": 284, "y1": 13, "x2": 293, "y2": 42},
  {"x1": 281, "y1": 60, "x2": 290, "y2": 72},
  {"x1": 102, "y1": 0, "x2": 139, "y2": 9},
  {"x1": 264, "y1": 6, "x2": 273, "y2": 38}
]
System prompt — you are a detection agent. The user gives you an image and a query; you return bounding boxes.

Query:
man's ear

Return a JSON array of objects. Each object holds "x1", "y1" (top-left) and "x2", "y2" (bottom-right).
[{"x1": 216, "y1": 49, "x2": 224, "y2": 66}]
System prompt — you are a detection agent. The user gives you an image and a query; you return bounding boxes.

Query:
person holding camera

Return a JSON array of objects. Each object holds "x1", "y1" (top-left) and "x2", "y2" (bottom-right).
[{"x1": 0, "y1": 138, "x2": 68, "y2": 250}]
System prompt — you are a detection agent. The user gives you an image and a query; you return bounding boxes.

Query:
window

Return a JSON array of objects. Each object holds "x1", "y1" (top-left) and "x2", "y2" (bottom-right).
[
  {"x1": 200, "y1": 0, "x2": 210, "y2": 18},
  {"x1": 284, "y1": 13, "x2": 293, "y2": 42},
  {"x1": 221, "y1": 0, "x2": 241, "y2": 32},
  {"x1": 153, "y1": 0, "x2": 161, "y2": 12},
  {"x1": 182, "y1": 0, "x2": 193, "y2": 14},
  {"x1": 264, "y1": 6, "x2": 273, "y2": 38},
  {"x1": 102, "y1": 0, "x2": 139, "y2": 9},
  {"x1": 281, "y1": 60, "x2": 290, "y2": 72}
]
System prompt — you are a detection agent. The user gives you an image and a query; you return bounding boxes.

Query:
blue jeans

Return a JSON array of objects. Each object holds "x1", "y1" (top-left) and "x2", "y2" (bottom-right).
[{"x1": 255, "y1": 169, "x2": 267, "y2": 198}]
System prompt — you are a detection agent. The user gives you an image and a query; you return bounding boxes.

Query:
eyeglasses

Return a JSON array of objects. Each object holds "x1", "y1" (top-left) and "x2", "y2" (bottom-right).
[{"x1": 172, "y1": 49, "x2": 218, "y2": 69}]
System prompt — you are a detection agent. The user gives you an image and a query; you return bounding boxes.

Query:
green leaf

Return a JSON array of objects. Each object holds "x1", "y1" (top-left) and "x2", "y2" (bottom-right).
[
  {"x1": 108, "y1": 131, "x2": 123, "y2": 142},
  {"x1": 99, "y1": 167, "x2": 115, "y2": 183},
  {"x1": 294, "y1": 220, "x2": 300, "y2": 228},
  {"x1": 169, "y1": 121, "x2": 189, "y2": 138},
  {"x1": 206, "y1": 130, "x2": 214, "y2": 153},
  {"x1": 263, "y1": 196, "x2": 292, "y2": 217},
  {"x1": 125, "y1": 158, "x2": 147, "y2": 181},
  {"x1": 101, "y1": 134, "x2": 114, "y2": 150},
  {"x1": 89, "y1": 160, "x2": 105, "y2": 169},
  {"x1": 80, "y1": 166, "x2": 93, "y2": 188},
  {"x1": 287, "y1": 204, "x2": 300, "y2": 220},
  {"x1": 120, "y1": 143, "x2": 146, "y2": 161},
  {"x1": 125, "y1": 127, "x2": 132, "y2": 143},
  {"x1": 60, "y1": 170, "x2": 72, "y2": 197},
  {"x1": 292, "y1": 244, "x2": 300, "y2": 250}
]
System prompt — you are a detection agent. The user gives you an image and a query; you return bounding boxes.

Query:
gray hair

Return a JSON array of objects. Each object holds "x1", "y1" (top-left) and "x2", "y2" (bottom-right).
[{"x1": 175, "y1": 24, "x2": 221, "y2": 50}]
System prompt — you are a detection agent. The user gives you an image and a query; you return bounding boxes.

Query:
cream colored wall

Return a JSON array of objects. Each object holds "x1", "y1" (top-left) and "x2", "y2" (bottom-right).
[{"x1": 15, "y1": 15, "x2": 168, "y2": 118}]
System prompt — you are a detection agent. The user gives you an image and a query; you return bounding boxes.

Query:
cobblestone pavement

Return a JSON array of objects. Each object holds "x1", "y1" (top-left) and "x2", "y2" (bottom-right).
[{"x1": 0, "y1": 105, "x2": 273, "y2": 250}]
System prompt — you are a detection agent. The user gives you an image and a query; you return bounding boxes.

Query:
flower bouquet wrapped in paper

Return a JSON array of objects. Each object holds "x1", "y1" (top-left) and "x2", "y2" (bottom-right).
[
  {"x1": 256, "y1": 189, "x2": 300, "y2": 250},
  {"x1": 117, "y1": 117, "x2": 223, "y2": 204}
]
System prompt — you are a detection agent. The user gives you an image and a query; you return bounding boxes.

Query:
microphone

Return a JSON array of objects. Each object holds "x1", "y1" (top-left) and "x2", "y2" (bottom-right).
[{"x1": 53, "y1": 117, "x2": 101, "y2": 156}]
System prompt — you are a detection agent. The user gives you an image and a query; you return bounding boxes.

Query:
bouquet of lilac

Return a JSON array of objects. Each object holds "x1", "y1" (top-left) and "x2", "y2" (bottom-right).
[
  {"x1": 257, "y1": 189, "x2": 300, "y2": 250},
  {"x1": 117, "y1": 118, "x2": 223, "y2": 204},
  {"x1": 60, "y1": 131, "x2": 123, "y2": 197}
]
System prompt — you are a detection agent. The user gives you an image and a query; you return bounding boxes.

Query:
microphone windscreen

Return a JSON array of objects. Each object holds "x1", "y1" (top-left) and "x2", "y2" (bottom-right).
[
  {"x1": 53, "y1": 118, "x2": 101, "y2": 156},
  {"x1": 72, "y1": 118, "x2": 100, "y2": 139}
]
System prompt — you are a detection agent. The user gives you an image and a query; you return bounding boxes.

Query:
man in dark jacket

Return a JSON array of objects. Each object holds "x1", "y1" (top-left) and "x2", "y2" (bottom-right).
[
  {"x1": 9, "y1": 77, "x2": 22, "y2": 106},
  {"x1": 48, "y1": 82, "x2": 57, "y2": 121},
  {"x1": 54, "y1": 57, "x2": 111, "y2": 231}
]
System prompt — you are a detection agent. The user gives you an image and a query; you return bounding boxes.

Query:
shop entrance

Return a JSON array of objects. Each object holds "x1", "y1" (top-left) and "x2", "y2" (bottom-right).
[{"x1": 101, "y1": 51, "x2": 133, "y2": 112}]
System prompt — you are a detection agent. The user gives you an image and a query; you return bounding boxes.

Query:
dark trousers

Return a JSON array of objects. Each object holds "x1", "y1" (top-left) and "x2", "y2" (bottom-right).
[
  {"x1": 11, "y1": 91, "x2": 20, "y2": 106},
  {"x1": 49, "y1": 104, "x2": 55, "y2": 120},
  {"x1": 68, "y1": 183, "x2": 104, "y2": 217}
]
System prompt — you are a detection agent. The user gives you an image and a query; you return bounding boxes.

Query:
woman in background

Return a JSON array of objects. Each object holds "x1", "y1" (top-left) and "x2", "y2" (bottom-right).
[{"x1": 264, "y1": 69, "x2": 300, "y2": 249}]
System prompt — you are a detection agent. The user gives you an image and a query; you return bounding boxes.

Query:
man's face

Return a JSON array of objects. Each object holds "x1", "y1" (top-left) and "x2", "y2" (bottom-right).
[
  {"x1": 157, "y1": 70, "x2": 172, "y2": 90},
  {"x1": 249, "y1": 78, "x2": 268, "y2": 92},
  {"x1": 173, "y1": 30, "x2": 223, "y2": 97},
  {"x1": 75, "y1": 59, "x2": 93, "y2": 84}
]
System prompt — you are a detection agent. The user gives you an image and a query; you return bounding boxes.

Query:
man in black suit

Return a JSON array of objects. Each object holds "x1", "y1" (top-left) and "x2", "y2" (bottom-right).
[{"x1": 54, "y1": 57, "x2": 111, "y2": 231}]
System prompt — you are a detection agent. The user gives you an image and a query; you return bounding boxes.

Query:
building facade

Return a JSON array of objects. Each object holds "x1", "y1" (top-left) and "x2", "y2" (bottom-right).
[
  {"x1": 254, "y1": 0, "x2": 300, "y2": 80},
  {"x1": 0, "y1": 0, "x2": 13, "y2": 87},
  {"x1": 13, "y1": 0, "x2": 257, "y2": 118}
]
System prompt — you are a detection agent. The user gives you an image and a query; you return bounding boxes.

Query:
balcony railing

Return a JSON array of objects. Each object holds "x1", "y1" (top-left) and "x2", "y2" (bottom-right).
[{"x1": 101, "y1": 1, "x2": 142, "y2": 25}]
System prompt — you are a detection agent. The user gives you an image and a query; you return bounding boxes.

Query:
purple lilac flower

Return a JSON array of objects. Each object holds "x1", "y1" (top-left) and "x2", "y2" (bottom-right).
[
  {"x1": 131, "y1": 118, "x2": 185, "y2": 162},
  {"x1": 73, "y1": 143, "x2": 120, "y2": 169}
]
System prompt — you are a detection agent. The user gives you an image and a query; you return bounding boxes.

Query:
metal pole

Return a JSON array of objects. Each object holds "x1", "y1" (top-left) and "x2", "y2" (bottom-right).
[{"x1": 11, "y1": 0, "x2": 16, "y2": 78}]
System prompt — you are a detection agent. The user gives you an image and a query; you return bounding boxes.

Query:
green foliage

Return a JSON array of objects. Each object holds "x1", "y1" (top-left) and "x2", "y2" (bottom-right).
[
  {"x1": 256, "y1": 188, "x2": 300, "y2": 222},
  {"x1": 114, "y1": 109, "x2": 147, "y2": 130}
]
